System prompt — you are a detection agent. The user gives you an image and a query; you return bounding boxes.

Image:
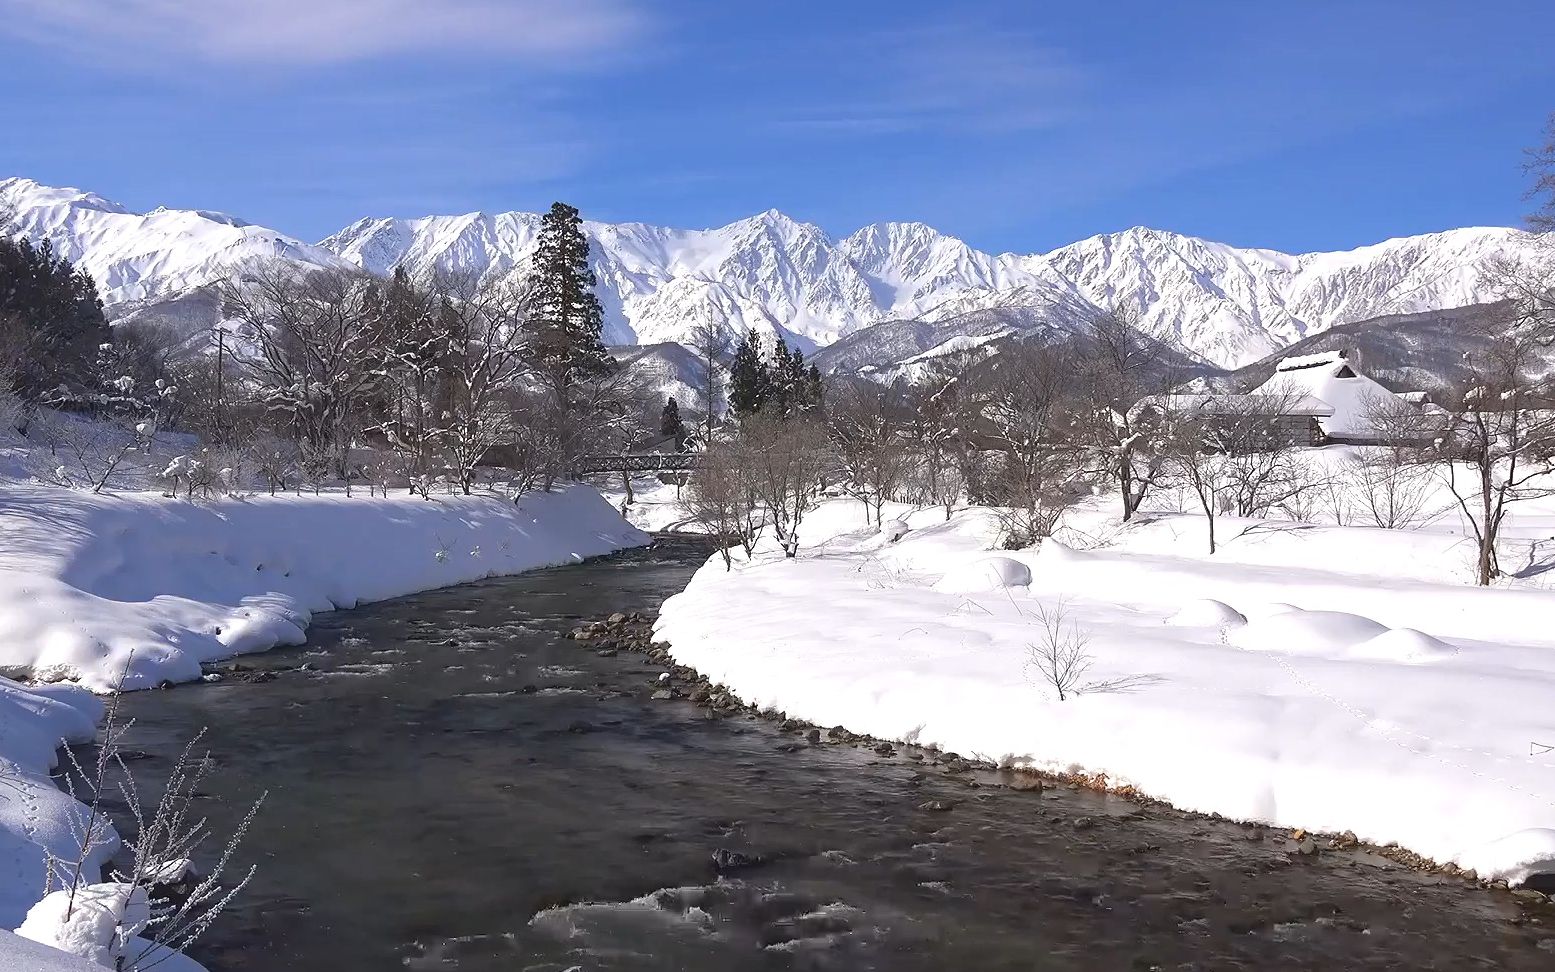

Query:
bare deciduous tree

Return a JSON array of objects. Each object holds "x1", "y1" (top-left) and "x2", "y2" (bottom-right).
[
  {"x1": 1423, "y1": 276, "x2": 1555, "y2": 584},
  {"x1": 685, "y1": 320, "x2": 730, "y2": 446},
  {"x1": 975, "y1": 343, "x2": 1083, "y2": 546},
  {"x1": 685, "y1": 437, "x2": 764, "y2": 569},
  {"x1": 1075, "y1": 308, "x2": 1185, "y2": 521},
  {"x1": 1024, "y1": 601, "x2": 1093, "y2": 702},
  {"x1": 1154, "y1": 393, "x2": 1312, "y2": 553},
  {"x1": 825, "y1": 379, "x2": 913, "y2": 525},
  {"x1": 908, "y1": 351, "x2": 982, "y2": 519},
  {"x1": 742, "y1": 413, "x2": 831, "y2": 558},
  {"x1": 429, "y1": 272, "x2": 530, "y2": 495},
  {"x1": 36, "y1": 411, "x2": 159, "y2": 493}
]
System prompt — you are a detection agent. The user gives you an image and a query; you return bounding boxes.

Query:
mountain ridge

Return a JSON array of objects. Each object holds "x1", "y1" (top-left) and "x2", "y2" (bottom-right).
[{"x1": 1, "y1": 175, "x2": 1543, "y2": 370}]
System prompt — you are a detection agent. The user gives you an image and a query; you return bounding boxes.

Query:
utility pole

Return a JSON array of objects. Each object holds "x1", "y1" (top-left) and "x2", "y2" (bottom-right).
[{"x1": 214, "y1": 325, "x2": 226, "y2": 444}]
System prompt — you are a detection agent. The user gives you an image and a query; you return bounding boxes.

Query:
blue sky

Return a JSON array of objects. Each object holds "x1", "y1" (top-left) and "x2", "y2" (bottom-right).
[{"x1": 1, "y1": 0, "x2": 1551, "y2": 254}]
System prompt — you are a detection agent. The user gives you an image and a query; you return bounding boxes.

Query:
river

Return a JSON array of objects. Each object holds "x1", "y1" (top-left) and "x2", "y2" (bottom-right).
[{"x1": 110, "y1": 536, "x2": 1554, "y2": 970}]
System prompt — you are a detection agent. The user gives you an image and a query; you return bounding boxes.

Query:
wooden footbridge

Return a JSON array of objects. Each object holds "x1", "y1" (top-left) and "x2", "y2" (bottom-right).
[{"x1": 571, "y1": 451, "x2": 701, "y2": 476}]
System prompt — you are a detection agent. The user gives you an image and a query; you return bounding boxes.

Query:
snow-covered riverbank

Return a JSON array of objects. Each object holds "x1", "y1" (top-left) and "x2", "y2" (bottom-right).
[
  {"x1": 655, "y1": 494, "x2": 1555, "y2": 888},
  {"x1": 0, "y1": 484, "x2": 649, "y2": 691},
  {"x1": 0, "y1": 483, "x2": 647, "y2": 968}
]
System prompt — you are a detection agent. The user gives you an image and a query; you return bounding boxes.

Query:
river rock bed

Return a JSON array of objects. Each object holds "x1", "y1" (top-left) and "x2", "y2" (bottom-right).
[{"x1": 569, "y1": 611, "x2": 1555, "y2": 904}]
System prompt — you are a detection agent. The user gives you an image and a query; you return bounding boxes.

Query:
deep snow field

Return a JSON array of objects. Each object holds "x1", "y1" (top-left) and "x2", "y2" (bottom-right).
[
  {"x1": 0, "y1": 416, "x2": 648, "y2": 969},
  {"x1": 654, "y1": 448, "x2": 1555, "y2": 889}
]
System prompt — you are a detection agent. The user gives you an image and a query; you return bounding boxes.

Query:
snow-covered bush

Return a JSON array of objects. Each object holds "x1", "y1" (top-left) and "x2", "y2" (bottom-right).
[
  {"x1": 158, "y1": 448, "x2": 243, "y2": 500},
  {"x1": 40, "y1": 689, "x2": 264, "y2": 971},
  {"x1": 35, "y1": 410, "x2": 158, "y2": 493}
]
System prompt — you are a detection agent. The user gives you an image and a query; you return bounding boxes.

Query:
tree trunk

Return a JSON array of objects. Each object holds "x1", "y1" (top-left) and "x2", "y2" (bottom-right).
[
  {"x1": 1119, "y1": 460, "x2": 1136, "y2": 521},
  {"x1": 1477, "y1": 466, "x2": 1495, "y2": 586}
]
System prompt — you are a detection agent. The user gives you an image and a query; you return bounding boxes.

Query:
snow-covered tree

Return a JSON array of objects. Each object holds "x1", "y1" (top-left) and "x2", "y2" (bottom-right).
[
  {"x1": 430, "y1": 273, "x2": 529, "y2": 495},
  {"x1": 660, "y1": 396, "x2": 687, "y2": 447},
  {"x1": 222, "y1": 263, "x2": 387, "y2": 480}
]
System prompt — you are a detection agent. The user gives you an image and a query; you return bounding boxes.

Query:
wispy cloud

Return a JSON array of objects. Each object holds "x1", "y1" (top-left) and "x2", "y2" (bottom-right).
[
  {"x1": 773, "y1": 21, "x2": 1086, "y2": 136},
  {"x1": 0, "y1": 0, "x2": 647, "y2": 67}
]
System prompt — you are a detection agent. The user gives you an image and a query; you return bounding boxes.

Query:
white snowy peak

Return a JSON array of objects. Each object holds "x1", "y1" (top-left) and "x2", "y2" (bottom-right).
[
  {"x1": 0, "y1": 177, "x2": 353, "y2": 309},
  {"x1": 1, "y1": 176, "x2": 1545, "y2": 369}
]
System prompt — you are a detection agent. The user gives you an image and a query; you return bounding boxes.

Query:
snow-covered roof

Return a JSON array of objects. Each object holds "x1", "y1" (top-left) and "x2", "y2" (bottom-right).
[
  {"x1": 1253, "y1": 351, "x2": 1405, "y2": 437},
  {"x1": 1274, "y1": 350, "x2": 1352, "y2": 373},
  {"x1": 1141, "y1": 393, "x2": 1335, "y2": 417}
]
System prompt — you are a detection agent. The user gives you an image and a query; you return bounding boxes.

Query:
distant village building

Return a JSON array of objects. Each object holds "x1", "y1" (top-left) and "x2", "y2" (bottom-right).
[
  {"x1": 1134, "y1": 393, "x2": 1333, "y2": 448},
  {"x1": 1140, "y1": 350, "x2": 1430, "y2": 448}
]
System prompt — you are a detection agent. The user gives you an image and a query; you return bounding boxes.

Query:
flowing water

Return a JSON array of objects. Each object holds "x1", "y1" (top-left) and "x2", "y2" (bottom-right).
[{"x1": 110, "y1": 537, "x2": 1555, "y2": 970}]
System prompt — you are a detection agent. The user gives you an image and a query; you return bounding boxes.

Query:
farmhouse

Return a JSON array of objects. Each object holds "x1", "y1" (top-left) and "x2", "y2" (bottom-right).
[
  {"x1": 1136, "y1": 351, "x2": 1429, "y2": 448},
  {"x1": 1250, "y1": 350, "x2": 1419, "y2": 443}
]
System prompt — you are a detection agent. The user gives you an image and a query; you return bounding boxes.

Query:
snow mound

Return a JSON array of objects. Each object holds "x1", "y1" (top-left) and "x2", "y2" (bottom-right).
[
  {"x1": 1231, "y1": 610, "x2": 1389, "y2": 656},
  {"x1": 1350, "y1": 627, "x2": 1455, "y2": 663},
  {"x1": 15, "y1": 884, "x2": 148, "y2": 968},
  {"x1": 1232, "y1": 610, "x2": 1456, "y2": 663},
  {"x1": 934, "y1": 557, "x2": 1032, "y2": 594},
  {"x1": 1167, "y1": 599, "x2": 1247, "y2": 628},
  {"x1": 1467, "y1": 829, "x2": 1555, "y2": 887},
  {"x1": 1243, "y1": 601, "x2": 1302, "y2": 619},
  {"x1": 878, "y1": 518, "x2": 910, "y2": 542}
]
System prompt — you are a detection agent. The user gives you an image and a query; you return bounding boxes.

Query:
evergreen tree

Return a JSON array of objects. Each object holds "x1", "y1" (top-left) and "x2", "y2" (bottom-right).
[
  {"x1": 767, "y1": 339, "x2": 819, "y2": 418},
  {"x1": 524, "y1": 202, "x2": 612, "y2": 400},
  {"x1": 0, "y1": 235, "x2": 110, "y2": 397},
  {"x1": 805, "y1": 363, "x2": 825, "y2": 413},
  {"x1": 728, "y1": 330, "x2": 769, "y2": 417},
  {"x1": 660, "y1": 396, "x2": 687, "y2": 447}
]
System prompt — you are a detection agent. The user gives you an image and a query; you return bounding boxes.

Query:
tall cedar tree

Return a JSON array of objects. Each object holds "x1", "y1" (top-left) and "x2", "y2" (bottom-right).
[
  {"x1": 524, "y1": 203, "x2": 613, "y2": 399},
  {"x1": 0, "y1": 236, "x2": 111, "y2": 396},
  {"x1": 660, "y1": 397, "x2": 687, "y2": 446},
  {"x1": 728, "y1": 330, "x2": 769, "y2": 417}
]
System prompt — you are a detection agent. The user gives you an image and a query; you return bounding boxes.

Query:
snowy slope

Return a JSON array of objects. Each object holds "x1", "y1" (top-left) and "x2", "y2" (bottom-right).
[
  {"x1": 2, "y1": 177, "x2": 1544, "y2": 369},
  {"x1": 0, "y1": 178, "x2": 355, "y2": 312}
]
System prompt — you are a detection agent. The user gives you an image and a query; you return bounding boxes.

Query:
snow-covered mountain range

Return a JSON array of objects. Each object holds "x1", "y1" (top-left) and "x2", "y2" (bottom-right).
[{"x1": 1, "y1": 176, "x2": 1543, "y2": 370}]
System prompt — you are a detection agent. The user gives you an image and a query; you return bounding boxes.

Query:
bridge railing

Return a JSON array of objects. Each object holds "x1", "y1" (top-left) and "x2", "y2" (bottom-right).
[{"x1": 571, "y1": 452, "x2": 702, "y2": 476}]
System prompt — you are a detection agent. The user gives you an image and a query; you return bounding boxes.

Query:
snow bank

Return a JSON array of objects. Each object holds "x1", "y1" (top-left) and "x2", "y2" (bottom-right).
[
  {"x1": 0, "y1": 484, "x2": 648, "y2": 691},
  {"x1": 0, "y1": 930, "x2": 106, "y2": 972},
  {"x1": 0, "y1": 682, "x2": 103, "y2": 925},
  {"x1": 656, "y1": 498, "x2": 1555, "y2": 885}
]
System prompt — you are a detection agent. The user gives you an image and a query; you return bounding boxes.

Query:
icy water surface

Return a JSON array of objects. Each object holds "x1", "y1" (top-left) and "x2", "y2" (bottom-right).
[{"x1": 112, "y1": 537, "x2": 1555, "y2": 970}]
